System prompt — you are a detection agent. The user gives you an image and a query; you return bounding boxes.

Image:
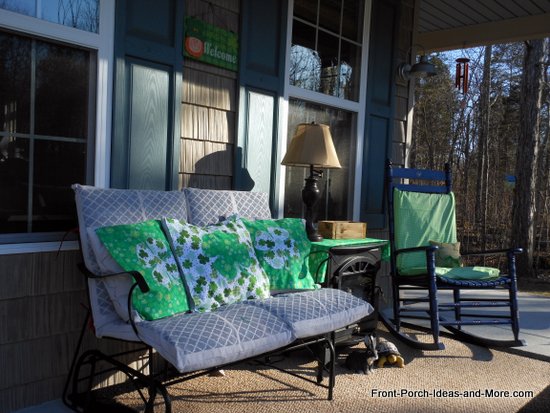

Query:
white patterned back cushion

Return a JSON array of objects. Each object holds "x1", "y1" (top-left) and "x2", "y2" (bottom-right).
[
  {"x1": 73, "y1": 184, "x2": 272, "y2": 333},
  {"x1": 185, "y1": 188, "x2": 271, "y2": 227},
  {"x1": 73, "y1": 184, "x2": 189, "y2": 272}
]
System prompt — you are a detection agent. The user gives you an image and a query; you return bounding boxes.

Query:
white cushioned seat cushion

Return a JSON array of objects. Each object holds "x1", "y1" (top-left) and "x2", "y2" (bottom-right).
[
  {"x1": 105, "y1": 288, "x2": 373, "y2": 368},
  {"x1": 245, "y1": 289, "x2": 374, "y2": 339},
  {"x1": 135, "y1": 302, "x2": 293, "y2": 372}
]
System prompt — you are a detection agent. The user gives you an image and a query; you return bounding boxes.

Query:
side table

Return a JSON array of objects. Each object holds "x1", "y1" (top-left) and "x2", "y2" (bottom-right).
[
  {"x1": 310, "y1": 238, "x2": 389, "y2": 286},
  {"x1": 310, "y1": 238, "x2": 389, "y2": 342}
]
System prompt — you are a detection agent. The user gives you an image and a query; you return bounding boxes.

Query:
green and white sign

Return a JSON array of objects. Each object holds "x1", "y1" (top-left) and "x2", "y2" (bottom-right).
[{"x1": 184, "y1": 17, "x2": 238, "y2": 71}]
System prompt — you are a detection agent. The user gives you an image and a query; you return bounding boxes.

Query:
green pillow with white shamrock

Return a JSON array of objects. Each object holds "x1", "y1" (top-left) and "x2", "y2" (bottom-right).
[
  {"x1": 162, "y1": 217, "x2": 270, "y2": 312},
  {"x1": 242, "y1": 218, "x2": 317, "y2": 290},
  {"x1": 95, "y1": 220, "x2": 191, "y2": 321}
]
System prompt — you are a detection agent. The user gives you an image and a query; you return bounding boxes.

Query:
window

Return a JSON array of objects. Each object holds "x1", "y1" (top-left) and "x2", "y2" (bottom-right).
[
  {"x1": 0, "y1": 0, "x2": 99, "y2": 33},
  {"x1": 0, "y1": 31, "x2": 95, "y2": 238},
  {"x1": 285, "y1": 99, "x2": 356, "y2": 220},
  {"x1": 290, "y1": 0, "x2": 364, "y2": 101},
  {"x1": 284, "y1": 0, "x2": 369, "y2": 221},
  {"x1": 0, "y1": 0, "x2": 112, "y2": 247}
]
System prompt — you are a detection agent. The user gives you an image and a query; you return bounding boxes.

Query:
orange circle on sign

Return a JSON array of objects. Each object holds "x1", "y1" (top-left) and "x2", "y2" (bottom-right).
[{"x1": 185, "y1": 36, "x2": 204, "y2": 58}]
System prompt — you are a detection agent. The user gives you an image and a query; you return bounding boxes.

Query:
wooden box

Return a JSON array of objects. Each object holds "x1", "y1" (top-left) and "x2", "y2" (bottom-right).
[{"x1": 318, "y1": 220, "x2": 367, "y2": 239}]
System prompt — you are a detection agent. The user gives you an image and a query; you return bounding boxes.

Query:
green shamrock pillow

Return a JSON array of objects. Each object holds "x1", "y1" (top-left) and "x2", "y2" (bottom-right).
[
  {"x1": 162, "y1": 217, "x2": 270, "y2": 312},
  {"x1": 242, "y1": 218, "x2": 317, "y2": 290},
  {"x1": 95, "y1": 220, "x2": 191, "y2": 321},
  {"x1": 429, "y1": 240, "x2": 462, "y2": 268}
]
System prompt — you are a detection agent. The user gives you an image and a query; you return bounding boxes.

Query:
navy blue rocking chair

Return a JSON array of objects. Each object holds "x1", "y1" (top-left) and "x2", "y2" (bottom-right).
[{"x1": 381, "y1": 160, "x2": 526, "y2": 350}]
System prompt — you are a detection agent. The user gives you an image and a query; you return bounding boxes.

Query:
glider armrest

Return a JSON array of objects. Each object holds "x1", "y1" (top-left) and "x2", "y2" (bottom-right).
[{"x1": 77, "y1": 262, "x2": 150, "y2": 293}]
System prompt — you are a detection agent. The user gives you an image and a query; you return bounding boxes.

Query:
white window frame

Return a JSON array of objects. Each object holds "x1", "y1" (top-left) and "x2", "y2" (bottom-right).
[
  {"x1": 277, "y1": 0, "x2": 372, "y2": 220},
  {"x1": 0, "y1": 0, "x2": 114, "y2": 254}
]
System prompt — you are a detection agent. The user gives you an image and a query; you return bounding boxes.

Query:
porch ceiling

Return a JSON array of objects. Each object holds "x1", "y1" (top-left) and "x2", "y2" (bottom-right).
[{"x1": 417, "y1": 0, "x2": 550, "y2": 52}]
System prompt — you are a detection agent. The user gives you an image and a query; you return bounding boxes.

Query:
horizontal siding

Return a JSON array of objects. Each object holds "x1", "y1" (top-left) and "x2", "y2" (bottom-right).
[
  {"x1": 0, "y1": 291, "x2": 87, "y2": 345},
  {"x1": 0, "y1": 377, "x2": 66, "y2": 413},
  {"x1": 1, "y1": 339, "x2": 149, "y2": 412},
  {"x1": 181, "y1": 104, "x2": 235, "y2": 143},
  {"x1": 179, "y1": 0, "x2": 239, "y2": 190},
  {"x1": 0, "y1": 251, "x2": 149, "y2": 412},
  {"x1": 180, "y1": 173, "x2": 232, "y2": 189},
  {"x1": 181, "y1": 62, "x2": 237, "y2": 188},
  {"x1": 0, "y1": 334, "x2": 74, "y2": 391},
  {"x1": 0, "y1": 251, "x2": 83, "y2": 301},
  {"x1": 185, "y1": 0, "x2": 240, "y2": 28},
  {"x1": 182, "y1": 67, "x2": 236, "y2": 111},
  {"x1": 395, "y1": 95, "x2": 409, "y2": 121},
  {"x1": 393, "y1": 0, "x2": 415, "y2": 170},
  {"x1": 181, "y1": 140, "x2": 233, "y2": 175}
]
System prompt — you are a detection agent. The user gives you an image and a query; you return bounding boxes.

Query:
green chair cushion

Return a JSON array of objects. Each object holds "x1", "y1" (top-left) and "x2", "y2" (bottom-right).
[
  {"x1": 95, "y1": 220, "x2": 191, "y2": 321},
  {"x1": 399, "y1": 265, "x2": 500, "y2": 280},
  {"x1": 394, "y1": 189, "x2": 457, "y2": 275},
  {"x1": 435, "y1": 266, "x2": 500, "y2": 280}
]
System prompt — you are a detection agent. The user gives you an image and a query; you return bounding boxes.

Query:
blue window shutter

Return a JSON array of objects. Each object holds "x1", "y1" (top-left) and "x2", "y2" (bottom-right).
[
  {"x1": 235, "y1": 0, "x2": 288, "y2": 212},
  {"x1": 111, "y1": 0, "x2": 183, "y2": 190},
  {"x1": 360, "y1": 0, "x2": 400, "y2": 228}
]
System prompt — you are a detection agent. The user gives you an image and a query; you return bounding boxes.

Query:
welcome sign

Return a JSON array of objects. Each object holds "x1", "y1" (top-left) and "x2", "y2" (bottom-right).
[{"x1": 184, "y1": 16, "x2": 238, "y2": 71}]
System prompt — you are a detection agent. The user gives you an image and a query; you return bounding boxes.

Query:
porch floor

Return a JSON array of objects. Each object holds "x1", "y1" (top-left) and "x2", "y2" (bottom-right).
[{"x1": 14, "y1": 290, "x2": 550, "y2": 413}]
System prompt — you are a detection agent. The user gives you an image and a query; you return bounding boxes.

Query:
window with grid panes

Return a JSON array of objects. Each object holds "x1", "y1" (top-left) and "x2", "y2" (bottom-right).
[
  {"x1": 285, "y1": 0, "x2": 367, "y2": 221},
  {"x1": 0, "y1": 1, "x2": 100, "y2": 243}
]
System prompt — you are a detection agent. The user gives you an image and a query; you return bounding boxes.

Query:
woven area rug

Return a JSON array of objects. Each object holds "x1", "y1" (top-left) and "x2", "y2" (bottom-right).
[{"x1": 106, "y1": 327, "x2": 550, "y2": 413}]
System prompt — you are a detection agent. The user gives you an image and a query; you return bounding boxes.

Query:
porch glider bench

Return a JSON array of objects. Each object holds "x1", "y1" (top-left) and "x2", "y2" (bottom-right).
[{"x1": 64, "y1": 185, "x2": 374, "y2": 412}]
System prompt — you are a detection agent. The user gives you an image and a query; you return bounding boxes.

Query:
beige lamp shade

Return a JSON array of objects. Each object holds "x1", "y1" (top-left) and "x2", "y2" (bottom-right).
[{"x1": 281, "y1": 123, "x2": 342, "y2": 168}]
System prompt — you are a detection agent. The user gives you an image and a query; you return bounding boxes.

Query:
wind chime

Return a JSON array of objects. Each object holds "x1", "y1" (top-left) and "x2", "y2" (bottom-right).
[{"x1": 455, "y1": 57, "x2": 470, "y2": 94}]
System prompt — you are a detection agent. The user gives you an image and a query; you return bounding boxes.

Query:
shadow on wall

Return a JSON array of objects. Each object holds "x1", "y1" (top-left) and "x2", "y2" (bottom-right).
[{"x1": 187, "y1": 147, "x2": 255, "y2": 191}]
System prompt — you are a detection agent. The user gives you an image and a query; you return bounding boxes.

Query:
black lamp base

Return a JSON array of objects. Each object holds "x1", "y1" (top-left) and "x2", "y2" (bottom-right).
[{"x1": 302, "y1": 166, "x2": 323, "y2": 242}]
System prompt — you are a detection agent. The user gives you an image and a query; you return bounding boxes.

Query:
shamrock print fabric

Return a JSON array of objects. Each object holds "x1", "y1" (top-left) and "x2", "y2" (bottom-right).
[
  {"x1": 162, "y1": 217, "x2": 270, "y2": 312},
  {"x1": 242, "y1": 218, "x2": 317, "y2": 290},
  {"x1": 95, "y1": 220, "x2": 191, "y2": 321}
]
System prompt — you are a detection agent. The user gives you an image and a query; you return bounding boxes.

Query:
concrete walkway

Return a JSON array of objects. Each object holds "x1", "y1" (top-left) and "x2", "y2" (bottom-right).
[
  {"x1": 387, "y1": 290, "x2": 550, "y2": 362},
  {"x1": 470, "y1": 290, "x2": 550, "y2": 361},
  {"x1": 14, "y1": 291, "x2": 550, "y2": 413}
]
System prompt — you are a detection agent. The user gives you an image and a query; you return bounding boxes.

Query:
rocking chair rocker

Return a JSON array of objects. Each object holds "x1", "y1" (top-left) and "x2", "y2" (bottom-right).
[{"x1": 381, "y1": 160, "x2": 526, "y2": 350}]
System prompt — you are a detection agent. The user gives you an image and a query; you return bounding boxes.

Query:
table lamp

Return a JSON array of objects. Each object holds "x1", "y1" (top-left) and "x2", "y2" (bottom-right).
[{"x1": 281, "y1": 122, "x2": 341, "y2": 241}]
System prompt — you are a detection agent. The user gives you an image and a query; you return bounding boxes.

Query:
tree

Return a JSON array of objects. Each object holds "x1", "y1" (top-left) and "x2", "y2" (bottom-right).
[
  {"x1": 511, "y1": 38, "x2": 549, "y2": 279},
  {"x1": 410, "y1": 55, "x2": 458, "y2": 169},
  {"x1": 411, "y1": 40, "x2": 550, "y2": 278},
  {"x1": 475, "y1": 46, "x2": 492, "y2": 248}
]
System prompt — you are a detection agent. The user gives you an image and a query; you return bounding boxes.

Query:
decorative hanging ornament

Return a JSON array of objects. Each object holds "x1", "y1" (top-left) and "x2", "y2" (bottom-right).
[{"x1": 455, "y1": 57, "x2": 470, "y2": 94}]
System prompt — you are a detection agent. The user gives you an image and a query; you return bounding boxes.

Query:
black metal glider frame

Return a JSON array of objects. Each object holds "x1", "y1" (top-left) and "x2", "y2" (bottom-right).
[{"x1": 63, "y1": 264, "x2": 338, "y2": 412}]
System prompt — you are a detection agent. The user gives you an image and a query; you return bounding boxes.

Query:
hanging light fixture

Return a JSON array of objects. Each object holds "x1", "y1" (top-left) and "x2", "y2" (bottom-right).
[
  {"x1": 397, "y1": 44, "x2": 437, "y2": 81},
  {"x1": 455, "y1": 57, "x2": 470, "y2": 94}
]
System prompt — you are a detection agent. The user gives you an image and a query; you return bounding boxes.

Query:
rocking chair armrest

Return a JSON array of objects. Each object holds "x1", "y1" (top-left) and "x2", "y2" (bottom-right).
[
  {"x1": 77, "y1": 262, "x2": 150, "y2": 293},
  {"x1": 461, "y1": 247, "x2": 523, "y2": 257}
]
